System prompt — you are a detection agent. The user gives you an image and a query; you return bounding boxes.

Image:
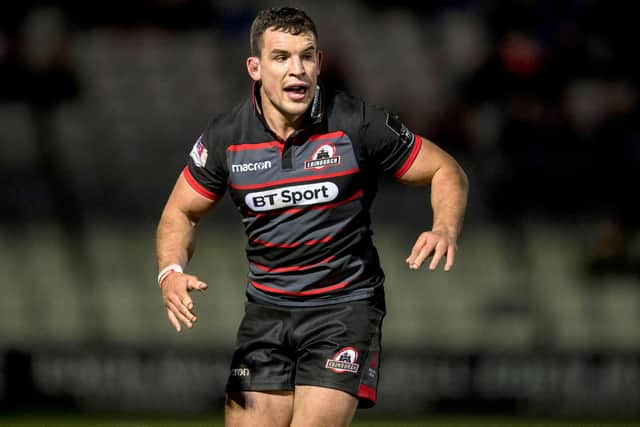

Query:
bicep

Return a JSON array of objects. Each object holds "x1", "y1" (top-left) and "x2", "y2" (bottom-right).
[
  {"x1": 396, "y1": 136, "x2": 455, "y2": 186},
  {"x1": 163, "y1": 171, "x2": 218, "y2": 223}
]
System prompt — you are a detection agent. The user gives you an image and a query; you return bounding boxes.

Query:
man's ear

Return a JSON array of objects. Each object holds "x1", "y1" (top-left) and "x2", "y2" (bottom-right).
[{"x1": 246, "y1": 57, "x2": 261, "y2": 81}]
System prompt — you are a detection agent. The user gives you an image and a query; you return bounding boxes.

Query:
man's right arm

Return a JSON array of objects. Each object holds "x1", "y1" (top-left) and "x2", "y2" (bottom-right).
[{"x1": 156, "y1": 170, "x2": 218, "y2": 332}]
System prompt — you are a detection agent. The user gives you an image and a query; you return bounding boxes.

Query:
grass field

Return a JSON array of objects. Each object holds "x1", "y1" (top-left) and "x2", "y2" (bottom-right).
[{"x1": 2, "y1": 415, "x2": 640, "y2": 427}]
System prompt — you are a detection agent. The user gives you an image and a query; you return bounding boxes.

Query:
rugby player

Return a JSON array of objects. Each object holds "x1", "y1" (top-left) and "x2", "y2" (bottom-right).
[{"x1": 156, "y1": 7, "x2": 468, "y2": 427}]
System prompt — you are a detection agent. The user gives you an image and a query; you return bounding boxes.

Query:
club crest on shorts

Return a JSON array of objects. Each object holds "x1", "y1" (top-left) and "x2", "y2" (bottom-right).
[
  {"x1": 325, "y1": 347, "x2": 360, "y2": 373},
  {"x1": 304, "y1": 143, "x2": 341, "y2": 170}
]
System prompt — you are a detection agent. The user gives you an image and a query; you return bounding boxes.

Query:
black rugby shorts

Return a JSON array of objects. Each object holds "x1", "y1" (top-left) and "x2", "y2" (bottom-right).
[{"x1": 225, "y1": 298, "x2": 385, "y2": 408}]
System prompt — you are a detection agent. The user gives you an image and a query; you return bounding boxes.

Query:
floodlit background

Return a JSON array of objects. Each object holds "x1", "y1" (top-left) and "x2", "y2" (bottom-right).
[{"x1": 1, "y1": 0, "x2": 639, "y2": 421}]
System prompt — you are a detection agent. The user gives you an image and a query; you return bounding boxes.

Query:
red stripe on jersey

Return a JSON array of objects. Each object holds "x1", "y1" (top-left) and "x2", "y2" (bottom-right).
[
  {"x1": 394, "y1": 135, "x2": 423, "y2": 179},
  {"x1": 250, "y1": 280, "x2": 349, "y2": 296},
  {"x1": 183, "y1": 167, "x2": 221, "y2": 200},
  {"x1": 231, "y1": 168, "x2": 360, "y2": 190},
  {"x1": 227, "y1": 141, "x2": 284, "y2": 152},
  {"x1": 252, "y1": 255, "x2": 335, "y2": 273},
  {"x1": 314, "y1": 188, "x2": 364, "y2": 210},
  {"x1": 252, "y1": 189, "x2": 364, "y2": 217},
  {"x1": 357, "y1": 384, "x2": 377, "y2": 403},
  {"x1": 251, "y1": 235, "x2": 334, "y2": 248},
  {"x1": 307, "y1": 130, "x2": 346, "y2": 142}
]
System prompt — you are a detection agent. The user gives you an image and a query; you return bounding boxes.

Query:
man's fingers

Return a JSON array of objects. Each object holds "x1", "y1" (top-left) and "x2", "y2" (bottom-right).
[
  {"x1": 162, "y1": 274, "x2": 207, "y2": 332},
  {"x1": 409, "y1": 239, "x2": 437, "y2": 270},
  {"x1": 406, "y1": 232, "x2": 458, "y2": 271},
  {"x1": 169, "y1": 293, "x2": 197, "y2": 321},
  {"x1": 187, "y1": 279, "x2": 208, "y2": 291},
  {"x1": 406, "y1": 238, "x2": 423, "y2": 266},
  {"x1": 444, "y1": 245, "x2": 456, "y2": 271},
  {"x1": 181, "y1": 294, "x2": 194, "y2": 311},
  {"x1": 406, "y1": 233, "x2": 429, "y2": 264},
  {"x1": 167, "y1": 308, "x2": 181, "y2": 332},
  {"x1": 160, "y1": 273, "x2": 206, "y2": 332},
  {"x1": 167, "y1": 300, "x2": 194, "y2": 329},
  {"x1": 429, "y1": 241, "x2": 447, "y2": 270}
]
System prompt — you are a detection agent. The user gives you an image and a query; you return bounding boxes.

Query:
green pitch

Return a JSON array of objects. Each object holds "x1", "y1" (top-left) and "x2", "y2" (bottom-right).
[{"x1": 2, "y1": 415, "x2": 639, "y2": 427}]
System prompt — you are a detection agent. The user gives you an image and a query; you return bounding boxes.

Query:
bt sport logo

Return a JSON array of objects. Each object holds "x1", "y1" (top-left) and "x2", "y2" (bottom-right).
[{"x1": 245, "y1": 182, "x2": 338, "y2": 212}]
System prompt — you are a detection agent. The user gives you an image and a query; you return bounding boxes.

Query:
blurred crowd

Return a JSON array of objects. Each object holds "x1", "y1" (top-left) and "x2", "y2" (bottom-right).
[{"x1": 1, "y1": 0, "x2": 638, "y2": 276}]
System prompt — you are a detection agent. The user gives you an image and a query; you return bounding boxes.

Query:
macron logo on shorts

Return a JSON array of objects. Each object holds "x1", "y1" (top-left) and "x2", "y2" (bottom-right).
[
  {"x1": 245, "y1": 182, "x2": 338, "y2": 212},
  {"x1": 231, "y1": 367, "x2": 250, "y2": 377}
]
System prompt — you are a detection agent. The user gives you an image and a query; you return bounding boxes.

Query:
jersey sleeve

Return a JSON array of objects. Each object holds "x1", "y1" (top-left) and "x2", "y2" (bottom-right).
[
  {"x1": 184, "y1": 126, "x2": 228, "y2": 200},
  {"x1": 359, "y1": 103, "x2": 423, "y2": 178}
]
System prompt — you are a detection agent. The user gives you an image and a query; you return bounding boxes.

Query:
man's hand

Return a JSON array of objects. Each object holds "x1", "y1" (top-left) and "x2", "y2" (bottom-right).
[
  {"x1": 406, "y1": 229, "x2": 458, "y2": 271},
  {"x1": 161, "y1": 272, "x2": 208, "y2": 332}
]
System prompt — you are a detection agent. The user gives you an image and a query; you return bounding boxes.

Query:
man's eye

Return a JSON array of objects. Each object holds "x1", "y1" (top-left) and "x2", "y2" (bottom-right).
[{"x1": 275, "y1": 56, "x2": 286, "y2": 61}]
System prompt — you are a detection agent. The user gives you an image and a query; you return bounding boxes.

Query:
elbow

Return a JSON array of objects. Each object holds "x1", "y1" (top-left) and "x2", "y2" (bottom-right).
[
  {"x1": 441, "y1": 157, "x2": 468, "y2": 194},
  {"x1": 458, "y1": 164, "x2": 469, "y2": 194},
  {"x1": 456, "y1": 164, "x2": 470, "y2": 207}
]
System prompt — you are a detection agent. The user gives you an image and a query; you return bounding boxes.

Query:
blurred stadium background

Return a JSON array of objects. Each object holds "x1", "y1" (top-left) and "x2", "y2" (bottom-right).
[{"x1": 1, "y1": 0, "x2": 640, "y2": 424}]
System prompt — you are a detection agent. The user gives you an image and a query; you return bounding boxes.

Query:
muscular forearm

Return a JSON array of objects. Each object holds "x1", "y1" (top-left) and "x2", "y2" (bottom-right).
[
  {"x1": 430, "y1": 161, "x2": 468, "y2": 239},
  {"x1": 156, "y1": 174, "x2": 214, "y2": 332},
  {"x1": 156, "y1": 207, "x2": 197, "y2": 270}
]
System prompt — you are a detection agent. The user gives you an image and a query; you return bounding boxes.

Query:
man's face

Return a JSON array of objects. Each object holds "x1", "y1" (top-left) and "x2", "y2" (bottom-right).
[{"x1": 247, "y1": 28, "x2": 322, "y2": 123}]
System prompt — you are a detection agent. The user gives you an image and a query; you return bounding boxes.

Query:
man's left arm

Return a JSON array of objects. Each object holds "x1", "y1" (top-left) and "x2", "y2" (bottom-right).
[{"x1": 398, "y1": 136, "x2": 469, "y2": 271}]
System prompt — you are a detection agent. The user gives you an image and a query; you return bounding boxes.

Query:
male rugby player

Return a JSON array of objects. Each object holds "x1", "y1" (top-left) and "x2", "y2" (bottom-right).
[{"x1": 156, "y1": 7, "x2": 468, "y2": 427}]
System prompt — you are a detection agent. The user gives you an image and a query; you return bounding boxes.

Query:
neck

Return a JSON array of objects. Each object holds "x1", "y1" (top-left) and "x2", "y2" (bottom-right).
[{"x1": 259, "y1": 87, "x2": 305, "y2": 140}]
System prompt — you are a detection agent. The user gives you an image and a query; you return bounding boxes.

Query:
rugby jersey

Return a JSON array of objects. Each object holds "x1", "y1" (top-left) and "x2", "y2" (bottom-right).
[{"x1": 185, "y1": 84, "x2": 422, "y2": 307}]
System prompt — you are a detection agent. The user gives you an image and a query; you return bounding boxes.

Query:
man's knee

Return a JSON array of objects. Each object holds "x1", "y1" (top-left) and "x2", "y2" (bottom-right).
[{"x1": 291, "y1": 386, "x2": 358, "y2": 427}]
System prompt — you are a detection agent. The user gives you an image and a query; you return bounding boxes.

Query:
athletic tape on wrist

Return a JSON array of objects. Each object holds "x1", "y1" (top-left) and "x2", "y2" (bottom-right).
[{"x1": 157, "y1": 264, "x2": 183, "y2": 288}]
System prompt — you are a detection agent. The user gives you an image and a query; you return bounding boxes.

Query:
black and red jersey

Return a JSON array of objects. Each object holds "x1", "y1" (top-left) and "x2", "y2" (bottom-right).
[{"x1": 185, "y1": 84, "x2": 422, "y2": 307}]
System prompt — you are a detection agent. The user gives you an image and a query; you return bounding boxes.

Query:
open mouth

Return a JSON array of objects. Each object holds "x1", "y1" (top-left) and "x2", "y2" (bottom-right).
[
  {"x1": 284, "y1": 85, "x2": 308, "y2": 95},
  {"x1": 284, "y1": 84, "x2": 309, "y2": 99}
]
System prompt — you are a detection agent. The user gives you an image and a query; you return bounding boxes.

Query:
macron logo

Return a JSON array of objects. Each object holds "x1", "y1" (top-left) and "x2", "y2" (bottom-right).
[
  {"x1": 231, "y1": 368, "x2": 250, "y2": 377},
  {"x1": 232, "y1": 160, "x2": 272, "y2": 173}
]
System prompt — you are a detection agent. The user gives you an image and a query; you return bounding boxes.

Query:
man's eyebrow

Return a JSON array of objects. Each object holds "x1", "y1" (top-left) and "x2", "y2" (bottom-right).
[{"x1": 270, "y1": 45, "x2": 316, "y2": 56}]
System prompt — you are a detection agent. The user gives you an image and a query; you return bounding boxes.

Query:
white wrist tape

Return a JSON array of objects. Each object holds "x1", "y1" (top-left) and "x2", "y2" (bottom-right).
[{"x1": 157, "y1": 264, "x2": 183, "y2": 288}]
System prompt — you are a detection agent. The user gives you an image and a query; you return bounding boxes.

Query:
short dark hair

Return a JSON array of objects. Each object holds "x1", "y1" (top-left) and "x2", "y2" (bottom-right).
[{"x1": 250, "y1": 7, "x2": 318, "y2": 57}]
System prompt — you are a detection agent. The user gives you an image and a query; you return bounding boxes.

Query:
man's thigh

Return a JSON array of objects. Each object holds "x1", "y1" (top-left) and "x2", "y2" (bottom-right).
[
  {"x1": 225, "y1": 390, "x2": 294, "y2": 427},
  {"x1": 290, "y1": 385, "x2": 358, "y2": 427},
  {"x1": 226, "y1": 302, "x2": 295, "y2": 393},
  {"x1": 293, "y1": 299, "x2": 385, "y2": 408}
]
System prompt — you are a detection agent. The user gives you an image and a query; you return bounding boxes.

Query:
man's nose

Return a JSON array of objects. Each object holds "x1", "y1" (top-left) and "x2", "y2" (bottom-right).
[{"x1": 289, "y1": 56, "x2": 306, "y2": 75}]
